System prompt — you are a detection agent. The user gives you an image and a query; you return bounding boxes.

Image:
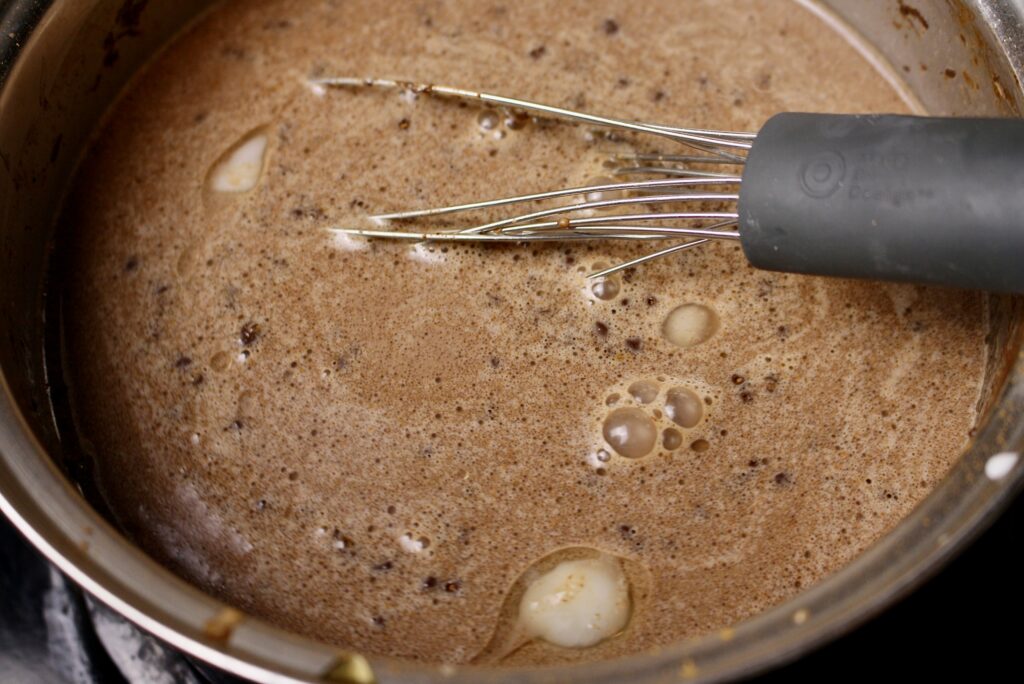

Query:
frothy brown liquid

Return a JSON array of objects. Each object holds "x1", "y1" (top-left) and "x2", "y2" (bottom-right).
[{"x1": 61, "y1": 0, "x2": 988, "y2": 666}]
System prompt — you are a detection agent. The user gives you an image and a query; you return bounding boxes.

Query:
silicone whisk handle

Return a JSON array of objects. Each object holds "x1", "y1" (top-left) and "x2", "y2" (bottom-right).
[{"x1": 738, "y1": 113, "x2": 1024, "y2": 293}]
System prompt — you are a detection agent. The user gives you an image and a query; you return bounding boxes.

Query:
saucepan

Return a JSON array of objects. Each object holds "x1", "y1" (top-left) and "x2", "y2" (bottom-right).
[{"x1": 0, "y1": 1, "x2": 1022, "y2": 681}]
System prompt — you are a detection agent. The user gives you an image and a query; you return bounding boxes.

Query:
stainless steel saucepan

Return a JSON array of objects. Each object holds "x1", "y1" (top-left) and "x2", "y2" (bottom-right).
[{"x1": 1, "y1": 1, "x2": 1022, "y2": 682}]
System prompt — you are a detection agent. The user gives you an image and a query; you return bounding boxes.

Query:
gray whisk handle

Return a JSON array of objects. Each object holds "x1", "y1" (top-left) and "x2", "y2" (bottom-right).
[{"x1": 737, "y1": 112, "x2": 1024, "y2": 293}]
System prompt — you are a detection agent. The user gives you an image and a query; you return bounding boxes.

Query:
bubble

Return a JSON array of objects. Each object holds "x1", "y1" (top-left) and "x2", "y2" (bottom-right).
[
  {"x1": 605, "y1": 393, "x2": 620, "y2": 406},
  {"x1": 207, "y1": 128, "x2": 269, "y2": 193},
  {"x1": 591, "y1": 277, "x2": 620, "y2": 301},
  {"x1": 664, "y1": 387, "x2": 703, "y2": 428},
  {"x1": 587, "y1": 448, "x2": 612, "y2": 469},
  {"x1": 691, "y1": 439, "x2": 710, "y2": 453},
  {"x1": 504, "y1": 110, "x2": 530, "y2": 130},
  {"x1": 662, "y1": 303, "x2": 720, "y2": 348},
  {"x1": 210, "y1": 351, "x2": 232, "y2": 372},
  {"x1": 518, "y1": 556, "x2": 630, "y2": 648},
  {"x1": 603, "y1": 407, "x2": 657, "y2": 458},
  {"x1": 478, "y1": 109, "x2": 500, "y2": 131},
  {"x1": 662, "y1": 428, "x2": 683, "y2": 450},
  {"x1": 627, "y1": 379, "x2": 659, "y2": 404}
]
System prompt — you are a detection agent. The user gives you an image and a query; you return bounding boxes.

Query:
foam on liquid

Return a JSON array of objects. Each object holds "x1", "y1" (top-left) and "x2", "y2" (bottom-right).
[{"x1": 59, "y1": 0, "x2": 989, "y2": 667}]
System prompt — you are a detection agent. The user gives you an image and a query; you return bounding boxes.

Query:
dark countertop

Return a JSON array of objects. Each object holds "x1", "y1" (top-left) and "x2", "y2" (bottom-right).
[{"x1": 2, "y1": 493, "x2": 1021, "y2": 683}]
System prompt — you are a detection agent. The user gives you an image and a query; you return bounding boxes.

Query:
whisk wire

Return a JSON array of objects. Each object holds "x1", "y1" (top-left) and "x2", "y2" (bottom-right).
[
  {"x1": 312, "y1": 77, "x2": 753, "y2": 153},
  {"x1": 371, "y1": 177, "x2": 742, "y2": 221},
  {"x1": 463, "y1": 193, "x2": 740, "y2": 235},
  {"x1": 316, "y1": 76, "x2": 752, "y2": 276}
]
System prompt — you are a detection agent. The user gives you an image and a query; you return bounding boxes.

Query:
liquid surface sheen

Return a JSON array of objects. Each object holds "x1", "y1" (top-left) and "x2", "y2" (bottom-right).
[{"x1": 62, "y1": 0, "x2": 988, "y2": 665}]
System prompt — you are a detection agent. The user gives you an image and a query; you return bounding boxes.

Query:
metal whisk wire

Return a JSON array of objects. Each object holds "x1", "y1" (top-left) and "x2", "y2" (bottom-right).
[{"x1": 314, "y1": 77, "x2": 750, "y2": 277}]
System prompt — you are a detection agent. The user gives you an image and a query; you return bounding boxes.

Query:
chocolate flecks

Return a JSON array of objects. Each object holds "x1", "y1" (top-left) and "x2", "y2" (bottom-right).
[
  {"x1": 603, "y1": 18, "x2": 620, "y2": 35},
  {"x1": 333, "y1": 529, "x2": 355, "y2": 551},
  {"x1": 240, "y1": 322, "x2": 261, "y2": 346},
  {"x1": 529, "y1": 45, "x2": 547, "y2": 59},
  {"x1": 290, "y1": 205, "x2": 327, "y2": 220},
  {"x1": 101, "y1": 0, "x2": 148, "y2": 69},
  {"x1": 49, "y1": 134, "x2": 63, "y2": 163}
]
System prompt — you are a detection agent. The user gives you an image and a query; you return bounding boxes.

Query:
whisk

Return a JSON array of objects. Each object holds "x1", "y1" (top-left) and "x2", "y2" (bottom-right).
[{"x1": 316, "y1": 77, "x2": 1024, "y2": 293}]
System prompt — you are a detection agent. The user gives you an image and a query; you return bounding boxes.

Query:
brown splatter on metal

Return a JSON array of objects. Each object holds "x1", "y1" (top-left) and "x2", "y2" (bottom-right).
[
  {"x1": 101, "y1": 0, "x2": 149, "y2": 69},
  {"x1": 203, "y1": 607, "x2": 243, "y2": 642},
  {"x1": 992, "y1": 75, "x2": 1013, "y2": 106},
  {"x1": 898, "y1": 1, "x2": 929, "y2": 30},
  {"x1": 324, "y1": 652, "x2": 376, "y2": 683},
  {"x1": 945, "y1": 0, "x2": 1019, "y2": 113}
]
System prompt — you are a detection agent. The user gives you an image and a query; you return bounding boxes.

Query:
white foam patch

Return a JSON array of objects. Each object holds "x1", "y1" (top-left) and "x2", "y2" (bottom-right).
[
  {"x1": 399, "y1": 533, "x2": 426, "y2": 553},
  {"x1": 209, "y1": 134, "x2": 268, "y2": 193},
  {"x1": 985, "y1": 452, "x2": 1019, "y2": 481},
  {"x1": 147, "y1": 484, "x2": 254, "y2": 586},
  {"x1": 331, "y1": 230, "x2": 369, "y2": 252},
  {"x1": 518, "y1": 556, "x2": 630, "y2": 648},
  {"x1": 408, "y1": 242, "x2": 446, "y2": 264}
]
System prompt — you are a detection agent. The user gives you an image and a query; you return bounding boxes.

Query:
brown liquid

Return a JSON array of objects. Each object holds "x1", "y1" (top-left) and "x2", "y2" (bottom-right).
[{"x1": 61, "y1": 0, "x2": 987, "y2": 666}]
